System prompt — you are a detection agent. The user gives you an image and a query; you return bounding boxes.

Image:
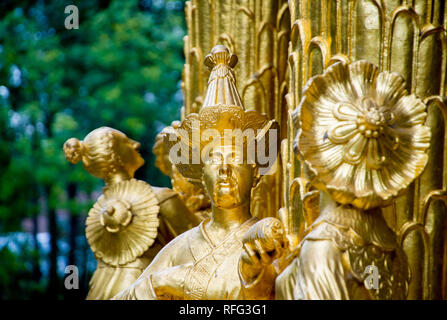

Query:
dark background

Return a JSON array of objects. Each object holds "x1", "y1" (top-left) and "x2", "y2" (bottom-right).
[{"x1": 0, "y1": 0, "x2": 185, "y2": 299}]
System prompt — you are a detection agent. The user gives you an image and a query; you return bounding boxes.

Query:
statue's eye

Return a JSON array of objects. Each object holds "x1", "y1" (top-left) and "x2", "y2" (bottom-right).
[
  {"x1": 229, "y1": 151, "x2": 242, "y2": 164},
  {"x1": 206, "y1": 152, "x2": 222, "y2": 165},
  {"x1": 231, "y1": 156, "x2": 241, "y2": 164}
]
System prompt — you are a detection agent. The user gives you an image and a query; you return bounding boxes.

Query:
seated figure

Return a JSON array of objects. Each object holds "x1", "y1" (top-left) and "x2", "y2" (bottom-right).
[
  {"x1": 63, "y1": 127, "x2": 200, "y2": 300},
  {"x1": 114, "y1": 45, "x2": 284, "y2": 300},
  {"x1": 275, "y1": 61, "x2": 431, "y2": 299}
]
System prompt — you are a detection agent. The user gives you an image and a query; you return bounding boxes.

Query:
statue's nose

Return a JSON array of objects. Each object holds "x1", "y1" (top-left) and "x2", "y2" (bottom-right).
[{"x1": 218, "y1": 164, "x2": 230, "y2": 178}]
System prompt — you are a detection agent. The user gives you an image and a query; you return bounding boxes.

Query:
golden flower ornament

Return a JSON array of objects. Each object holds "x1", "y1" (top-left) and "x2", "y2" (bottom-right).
[
  {"x1": 295, "y1": 61, "x2": 431, "y2": 209},
  {"x1": 86, "y1": 179, "x2": 160, "y2": 266}
]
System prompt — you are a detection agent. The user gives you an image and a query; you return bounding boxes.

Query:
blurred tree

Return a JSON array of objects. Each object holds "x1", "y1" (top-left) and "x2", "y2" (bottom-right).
[{"x1": 0, "y1": 0, "x2": 185, "y2": 299}]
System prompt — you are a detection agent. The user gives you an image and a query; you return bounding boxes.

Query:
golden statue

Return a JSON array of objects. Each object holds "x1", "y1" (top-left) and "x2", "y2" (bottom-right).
[
  {"x1": 183, "y1": 0, "x2": 291, "y2": 221},
  {"x1": 282, "y1": 0, "x2": 447, "y2": 299},
  {"x1": 64, "y1": 0, "x2": 447, "y2": 300},
  {"x1": 153, "y1": 125, "x2": 211, "y2": 221},
  {"x1": 63, "y1": 127, "x2": 199, "y2": 300},
  {"x1": 114, "y1": 45, "x2": 284, "y2": 300},
  {"x1": 275, "y1": 60, "x2": 431, "y2": 299}
]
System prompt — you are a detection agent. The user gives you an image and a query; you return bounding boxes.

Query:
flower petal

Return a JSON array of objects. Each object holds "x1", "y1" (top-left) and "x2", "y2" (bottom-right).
[
  {"x1": 353, "y1": 160, "x2": 374, "y2": 198},
  {"x1": 375, "y1": 71, "x2": 407, "y2": 108},
  {"x1": 366, "y1": 139, "x2": 386, "y2": 170},
  {"x1": 327, "y1": 121, "x2": 358, "y2": 144},
  {"x1": 333, "y1": 102, "x2": 359, "y2": 121},
  {"x1": 321, "y1": 62, "x2": 356, "y2": 104},
  {"x1": 371, "y1": 168, "x2": 390, "y2": 200},
  {"x1": 343, "y1": 133, "x2": 367, "y2": 165},
  {"x1": 349, "y1": 61, "x2": 379, "y2": 101},
  {"x1": 308, "y1": 140, "x2": 345, "y2": 172},
  {"x1": 392, "y1": 95, "x2": 427, "y2": 127}
]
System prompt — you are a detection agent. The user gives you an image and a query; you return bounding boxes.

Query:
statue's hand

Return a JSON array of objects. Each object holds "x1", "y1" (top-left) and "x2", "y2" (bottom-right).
[
  {"x1": 240, "y1": 218, "x2": 285, "y2": 283},
  {"x1": 150, "y1": 263, "x2": 193, "y2": 299},
  {"x1": 99, "y1": 199, "x2": 133, "y2": 233}
]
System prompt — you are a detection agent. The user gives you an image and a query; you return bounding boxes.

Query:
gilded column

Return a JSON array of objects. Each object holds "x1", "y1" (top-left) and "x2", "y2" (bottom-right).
[{"x1": 287, "y1": 0, "x2": 447, "y2": 299}]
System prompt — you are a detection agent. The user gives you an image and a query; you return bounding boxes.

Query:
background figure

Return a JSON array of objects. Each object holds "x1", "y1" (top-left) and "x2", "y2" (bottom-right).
[
  {"x1": 64, "y1": 127, "x2": 199, "y2": 299},
  {"x1": 152, "y1": 125, "x2": 211, "y2": 221},
  {"x1": 275, "y1": 61, "x2": 430, "y2": 299}
]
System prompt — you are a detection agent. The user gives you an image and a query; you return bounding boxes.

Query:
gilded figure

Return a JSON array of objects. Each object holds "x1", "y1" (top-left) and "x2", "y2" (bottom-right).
[
  {"x1": 114, "y1": 45, "x2": 284, "y2": 300},
  {"x1": 152, "y1": 125, "x2": 211, "y2": 221},
  {"x1": 275, "y1": 61, "x2": 431, "y2": 299},
  {"x1": 63, "y1": 127, "x2": 199, "y2": 299}
]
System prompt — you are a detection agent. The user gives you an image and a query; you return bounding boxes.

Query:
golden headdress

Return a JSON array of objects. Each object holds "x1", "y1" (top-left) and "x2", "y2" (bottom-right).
[
  {"x1": 164, "y1": 45, "x2": 279, "y2": 182},
  {"x1": 295, "y1": 61, "x2": 431, "y2": 210}
]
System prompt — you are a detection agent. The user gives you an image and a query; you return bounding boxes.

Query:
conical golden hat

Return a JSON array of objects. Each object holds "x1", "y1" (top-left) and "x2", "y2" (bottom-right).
[
  {"x1": 163, "y1": 45, "x2": 279, "y2": 182},
  {"x1": 202, "y1": 45, "x2": 242, "y2": 109}
]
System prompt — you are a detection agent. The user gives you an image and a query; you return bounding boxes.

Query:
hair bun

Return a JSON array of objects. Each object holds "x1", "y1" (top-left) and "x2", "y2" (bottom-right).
[{"x1": 63, "y1": 138, "x2": 83, "y2": 164}]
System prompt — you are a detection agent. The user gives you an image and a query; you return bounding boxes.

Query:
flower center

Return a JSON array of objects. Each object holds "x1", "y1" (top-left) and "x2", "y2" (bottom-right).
[
  {"x1": 100, "y1": 199, "x2": 133, "y2": 233},
  {"x1": 356, "y1": 99, "x2": 387, "y2": 138},
  {"x1": 365, "y1": 107, "x2": 385, "y2": 129}
]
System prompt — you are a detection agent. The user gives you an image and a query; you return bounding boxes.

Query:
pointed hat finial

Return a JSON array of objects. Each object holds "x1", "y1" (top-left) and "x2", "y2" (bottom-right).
[{"x1": 202, "y1": 45, "x2": 244, "y2": 109}]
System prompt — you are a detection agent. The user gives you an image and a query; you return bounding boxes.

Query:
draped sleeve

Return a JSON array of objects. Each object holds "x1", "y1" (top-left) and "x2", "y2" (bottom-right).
[{"x1": 276, "y1": 239, "x2": 349, "y2": 300}]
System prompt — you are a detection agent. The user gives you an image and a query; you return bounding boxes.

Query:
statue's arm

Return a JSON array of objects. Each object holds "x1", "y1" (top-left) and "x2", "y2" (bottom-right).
[
  {"x1": 238, "y1": 217, "x2": 288, "y2": 299},
  {"x1": 239, "y1": 257, "x2": 278, "y2": 300},
  {"x1": 113, "y1": 232, "x2": 188, "y2": 300},
  {"x1": 153, "y1": 187, "x2": 200, "y2": 236},
  {"x1": 275, "y1": 239, "x2": 349, "y2": 300}
]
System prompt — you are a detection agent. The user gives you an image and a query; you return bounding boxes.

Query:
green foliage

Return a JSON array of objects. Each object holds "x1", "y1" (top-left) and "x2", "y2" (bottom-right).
[
  {"x1": 0, "y1": 0, "x2": 186, "y2": 298},
  {"x1": 0, "y1": 244, "x2": 46, "y2": 299}
]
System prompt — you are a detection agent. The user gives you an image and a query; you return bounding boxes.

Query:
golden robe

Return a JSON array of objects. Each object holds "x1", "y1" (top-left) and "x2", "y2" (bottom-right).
[
  {"x1": 116, "y1": 217, "x2": 259, "y2": 300},
  {"x1": 275, "y1": 207, "x2": 410, "y2": 300},
  {"x1": 87, "y1": 187, "x2": 198, "y2": 300}
]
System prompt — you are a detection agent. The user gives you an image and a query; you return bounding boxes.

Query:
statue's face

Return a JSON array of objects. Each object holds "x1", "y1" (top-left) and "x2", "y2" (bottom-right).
[
  {"x1": 203, "y1": 145, "x2": 254, "y2": 209},
  {"x1": 116, "y1": 132, "x2": 145, "y2": 176},
  {"x1": 153, "y1": 142, "x2": 171, "y2": 176}
]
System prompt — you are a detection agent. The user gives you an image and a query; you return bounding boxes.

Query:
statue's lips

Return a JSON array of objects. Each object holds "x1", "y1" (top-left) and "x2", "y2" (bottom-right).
[
  {"x1": 215, "y1": 178, "x2": 238, "y2": 195},
  {"x1": 216, "y1": 178, "x2": 236, "y2": 187}
]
